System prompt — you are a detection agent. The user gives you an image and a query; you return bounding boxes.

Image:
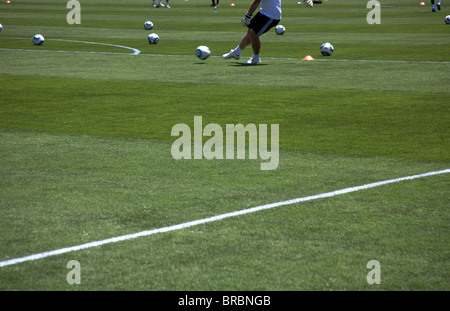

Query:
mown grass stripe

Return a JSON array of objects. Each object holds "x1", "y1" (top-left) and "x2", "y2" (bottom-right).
[{"x1": 1, "y1": 168, "x2": 448, "y2": 268}]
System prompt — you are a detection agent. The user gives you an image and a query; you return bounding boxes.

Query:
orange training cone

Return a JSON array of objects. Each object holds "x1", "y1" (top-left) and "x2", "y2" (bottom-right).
[{"x1": 302, "y1": 55, "x2": 315, "y2": 61}]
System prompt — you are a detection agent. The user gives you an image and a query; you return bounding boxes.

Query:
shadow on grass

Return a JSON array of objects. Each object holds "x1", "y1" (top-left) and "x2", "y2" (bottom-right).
[{"x1": 228, "y1": 62, "x2": 269, "y2": 67}]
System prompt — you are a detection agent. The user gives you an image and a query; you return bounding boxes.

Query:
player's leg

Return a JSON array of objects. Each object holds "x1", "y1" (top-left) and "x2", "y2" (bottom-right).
[
  {"x1": 223, "y1": 12, "x2": 277, "y2": 63},
  {"x1": 245, "y1": 15, "x2": 280, "y2": 64},
  {"x1": 437, "y1": 0, "x2": 441, "y2": 10},
  {"x1": 222, "y1": 26, "x2": 259, "y2": 61},
  {"x1": 431, "y1": 0, "x2": 436, "y2": 11},
  {"x1": 244, "y1": 13, "x2": 274, "y2": 64},
  {"x1": 249, "y1": 29, "x2": 261, "y2": 56},
  {"x1": 245, "y1": 28, "x2": 261, "y2": 64}
]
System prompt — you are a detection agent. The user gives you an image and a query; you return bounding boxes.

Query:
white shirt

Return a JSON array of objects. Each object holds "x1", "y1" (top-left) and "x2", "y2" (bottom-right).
[{"x1": 259, "y1": 0, "x2": 282, "y2": 20}]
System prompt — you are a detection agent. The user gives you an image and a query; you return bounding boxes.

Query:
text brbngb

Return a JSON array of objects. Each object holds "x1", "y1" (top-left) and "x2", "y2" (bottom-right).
[{"x1": 171, "y1": 116, "x2": 279, "y2": 170}]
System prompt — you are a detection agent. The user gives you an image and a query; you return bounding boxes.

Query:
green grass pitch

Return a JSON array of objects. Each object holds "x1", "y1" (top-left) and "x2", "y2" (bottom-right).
[{"x1": 0, "y1": 0, "x2": 449, "y2": 290}]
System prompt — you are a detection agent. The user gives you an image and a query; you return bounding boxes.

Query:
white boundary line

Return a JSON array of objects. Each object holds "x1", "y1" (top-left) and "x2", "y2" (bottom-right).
[
  {"x1": 1, "y1": 37, "x2": 449, "y2": 64},
  {"x1": 0, "y1": 37, "x2": 141, "y2": 55},
  {"x1": 312, "y1": 58, "x2": 450, "y2": 65},
  {"x1": 0, "y1": 168, "x2": 448, "y2": 268},
  {"x1": 0, "y1": 47, "x2": 137, "y2": 56},
  {"x1": 51, "y1": 38, "x2": 141, "y2": 55},
  {"x1": 2, "y1": 47, "x2": 449, "y2": 64}
]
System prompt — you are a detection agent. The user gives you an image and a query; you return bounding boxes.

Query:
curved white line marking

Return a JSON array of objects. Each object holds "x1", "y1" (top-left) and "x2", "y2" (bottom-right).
[
  {"x1": 0, "y1": 37, "x2": 140, "y2": 55},
  {"x1": 51, "y1": 38, "x2": 140, "y2": 55},
  {"x1": 0, "y1": 48, "x2": 136, "y2": 55},
  {"x1": 0, "y1": 169, "x2": 448, "y2": 268}
]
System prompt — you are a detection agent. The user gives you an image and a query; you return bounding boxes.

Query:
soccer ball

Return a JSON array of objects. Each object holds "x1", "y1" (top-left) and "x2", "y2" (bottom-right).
[
  {"x1": 144, "y1": 21, "x2": 153, "y2": 30},
  {"x1": 32, "y1": 34, "x2": 45, "y2": 45},
  {"x1": 148, "y1": 33, "x2": 159, "y2": 44},
  {"x1": 275, "y1": 25, "x2": 285, "y2": 35},
  {"x1": 196, "y1": 45, "x2": 211, "y2": 60},
  {"x1": 445, "y1": 15, "x2": 450, "y2": 24},
  {"x1": 0, "y1": 23, "x2": 3, "y2": 31},
  {"x1": 320, "y1": 42, "x2": 334, "y2": 56}
]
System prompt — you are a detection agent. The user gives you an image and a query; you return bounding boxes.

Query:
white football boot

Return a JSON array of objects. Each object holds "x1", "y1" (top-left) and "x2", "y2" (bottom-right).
[
  {"x1": 244, "y1": 56, "x2": 261, "y2": 65},
  {"x1": 222, "y1": 49, "x2": 241, "y2": 60}
]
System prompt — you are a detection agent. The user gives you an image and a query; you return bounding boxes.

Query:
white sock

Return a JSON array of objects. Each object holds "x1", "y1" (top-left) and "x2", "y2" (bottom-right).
[
  {"x1": 235, "y1": 46, "x2": 242, "y2": 54},
  {"x1": 253, "y1": 54, "x2": 260, "y2": 60}
]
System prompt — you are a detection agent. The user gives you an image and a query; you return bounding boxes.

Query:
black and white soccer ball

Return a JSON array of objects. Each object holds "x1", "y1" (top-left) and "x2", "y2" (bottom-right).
[
  {"x1": 320, "y1": 42, "x2": 334, "y2": 56},
  {"x1": 144, "y1": 21, "x2": 153, "y2": 30},
  {"x1": 32, "y1": 34, "x2": 45, "y2": 45},
  {"x1": 445, "y1": 15, "x2": 450, "y2": 24},
  {"x1": 275, "y1": 25, "x2": 285, "y2": 35},
  {"x1": 196, "y1": 45, "x2": 211, "y2": 60},
  {"x1": 148, "y1": 33, "x2": 159, "y2": 44}
]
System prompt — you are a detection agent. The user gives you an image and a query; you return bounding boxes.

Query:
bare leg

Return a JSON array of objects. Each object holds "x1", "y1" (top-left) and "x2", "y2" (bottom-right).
[
  {"x1": 223, "y1": 28, "x2": 261, "y2": 60},
  {"x1": 238, "y1": 29, "x2": 252, "y2": 50},
  {"x1": 249, "y1": 29, "x2": 261, "y2": 55},
  {"x1": 239, "y1": 28, "x2": 260, "y2": 55}
]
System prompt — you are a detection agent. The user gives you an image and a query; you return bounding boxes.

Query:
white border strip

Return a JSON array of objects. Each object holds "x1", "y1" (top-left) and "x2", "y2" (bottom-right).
[
  {"x1": 2, "y1": 48, "x2": 449, "y2": 64},
  {"x1": 1, "y1": 37, "x2": 449, "y2": 64},
  {"x1": 312, "y1": 58, "x2": 450, "y2": 65},
  {"x1": 0, "y1": 169, "x2": 448, "y2": 268},
  {"x1": 0, "y1": 48, "x2": 137, "y2": 56},
  {"x1": 1, "y1": 47, "x2": 449, "y2": 64},
  {"x1": 50, "y1": 39, "x2": 141, "y2": 55},
  {"x1": 0, "y1": 37, "x2": 140, "y2": 55}
]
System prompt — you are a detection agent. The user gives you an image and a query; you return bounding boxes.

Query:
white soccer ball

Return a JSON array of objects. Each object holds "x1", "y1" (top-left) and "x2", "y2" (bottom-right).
[
  {"x1": 0, "y1": 23, "x2": 3, "y2": 32},
  {"x1": 445, "y1": 15, "x2": 450, "y2": 24},
  {"x1": 148, "y1": 33, "x2": 159, "y2": 44},
  {"x1": 32, "y1": 34, "x2": 45, "y2": 45},
  {"x1": 196, "y1": 45, "x2": 211, "y2": 60},
  {"x1": 144, "y1": 21, "x2": 153, "y2": 30},
  {"x1": 275, "y1": 25, "x2": 285, "y2": 35},
  {"x1": 320, "y1": 42, "x2": 334, "y2": 56}
]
